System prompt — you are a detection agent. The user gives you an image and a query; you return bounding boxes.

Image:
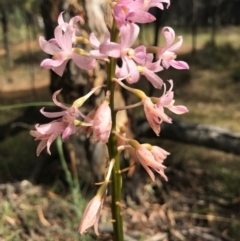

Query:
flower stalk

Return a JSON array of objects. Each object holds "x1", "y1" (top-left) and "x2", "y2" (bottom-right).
[{"x1": 106, "y1": 20, "x2": 124, "y2": 241}]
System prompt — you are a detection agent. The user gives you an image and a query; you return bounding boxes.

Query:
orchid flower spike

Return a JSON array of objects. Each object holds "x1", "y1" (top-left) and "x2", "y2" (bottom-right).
[{"x1": 58, "y1": 11, "x2": 83, "y2": 34}]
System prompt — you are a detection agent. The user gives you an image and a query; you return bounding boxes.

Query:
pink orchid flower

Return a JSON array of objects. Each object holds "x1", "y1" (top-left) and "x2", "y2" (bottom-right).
[
  {"x1": 135, "y1": 145, "x2": 168, "y2": 181},
  {"x1": 142, "y1": 97, "x2": 172, "y2": 136},
  {"x1": 30, "y1": 121, "x2": 68, "y2": 156},
  {"x1": 57, "y1": 11, "x2": 83, "y2": 34},
  {"x1": 39, "y1": 25, "x2": 96, "y2": 76},
  {"x1": 141, "y1": 0, "x2": 170, "y2": 11},
  {"x1": 100, "y1": 23, "x2": 146, "y2": 84},
  {"x1": 39, "y1": 89, "x2": 83, "y2": 140},
  {"x1": 77, "y1": 192, "x2": 106, "y2": 236},
  {"x1": 157, "y1": 80, "x2": 189, "y2": 114},
  {"x1": 151, "y1": 145, "x2": 170, "y2": 164},
  {"x1": 158, "y1": 27, "x2": 189, "y2": 70},
  {"x1": 113, "y1": 0, "x2": 155, "y2": 27},
  {"x1": 113, "y1": 0, "x2": 170, "y2": 28},
  {"x1": 89, "y1": 32, "x2": 110, "y2": 60},
  {"x1": 138, "y1": 53, "x2": 164, "y2": 88},
  {"x1": 92, "y1": 101, "x2": 112, "y2": 143},
  {"x1": 78, "y1": 158, "x2": 114, "y2": 236},
  {"x1": 30, "y1": 89, "x2": 84, "y2": 155}
]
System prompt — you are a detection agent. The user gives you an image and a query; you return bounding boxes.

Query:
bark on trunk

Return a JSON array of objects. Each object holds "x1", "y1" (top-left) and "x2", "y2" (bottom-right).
[{"x1": 0, "y1": 3, "x2": 13, "y2": 68}]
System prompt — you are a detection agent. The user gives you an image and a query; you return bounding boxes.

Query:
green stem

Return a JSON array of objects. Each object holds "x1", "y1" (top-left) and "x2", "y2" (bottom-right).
[
  {"x1": 56, "y1": 137, "x2": 81, "y2": 217},
  {"x1": 106, "y1": 21, "x2": 124, "y2": 241}
]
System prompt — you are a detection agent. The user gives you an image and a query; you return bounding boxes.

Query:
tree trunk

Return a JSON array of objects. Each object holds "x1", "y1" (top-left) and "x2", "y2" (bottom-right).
[
  {"x1": 191, "y1": 0, "x2": 198, "y2": 56},
  {"x1": 0, "y1": 3, "x2": 13, "y2": 68}
]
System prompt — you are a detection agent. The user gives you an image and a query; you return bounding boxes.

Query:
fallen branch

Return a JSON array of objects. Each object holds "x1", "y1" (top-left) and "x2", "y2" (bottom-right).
[{"x1": 137, "y1": 119, "x2": 240, "y2": 155}]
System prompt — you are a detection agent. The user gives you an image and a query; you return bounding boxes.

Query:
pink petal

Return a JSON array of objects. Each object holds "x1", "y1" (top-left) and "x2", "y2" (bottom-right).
[
  {"x1": 40, "y1": 107, "x2": 66, "y2": 118},
  {"x1": 120, "y1": 23, "x2": 139, "y2": 48},
  {"x1": 54, "y1": 25, "x2": 72, "y2": 51},
  {"x1": 40, "y1": 58, "x2": 64, "y2": 68},
  {"x1": 58, "y1": 12, "x2": 65, "y2": 25},
  {"x1": 168, "y1": 105, "x2": 189, "y2": 114},
  {"x1": 89, "y1": 32, "x2": 100, "y2": 48},
  {"x1": 36, "y1": 139, "x2": 48, "y2": 156},
  {"x1": 143, "y1": 69, "x2": 163, "y2": 88},
  {"x1": 78, "y1": 195, "x2": 102, "y2": 235},
  {"x1": 162, "y1": 27, "x2": 175, "y2": 49},
  {"x1": 160, "y1": 91, "x2": 174, "y2": 106},
  {"x1": 170, "y1": 60, "x2": 189, "y2": 70},
  {"x1": 62, "y1": 122, "x2": 75, "y2": 141},
  {"x1": 125, "y1": 58, "x2": 140, "y2": 84},
  {"x1": 99, "y1": 42, "x2": 121, "y2": 58},
  {"x1": 69, "y1": 15, "x2": 83, "y2": 25},
  {"x1": 52, "y1": 60, "x2": 68, "y2": 76},
  {"x1": 39, "y1": 37, "x2": 61, "y2": 55},
  {"x1": 128, "y1": 10, "x2": 156, "y2": 23},
  {"x1": 52, "y1": 90, "x2": 69, "y2": 109},
  {"x1": 133, "y1": 45, "x2": 147, "y2": 64},
  {"x1": 72, "y1": 53, "x2": 96, "y2": 70},
  {"x1": 167, "y1": 36, "x2": 183, "y2": 52}
]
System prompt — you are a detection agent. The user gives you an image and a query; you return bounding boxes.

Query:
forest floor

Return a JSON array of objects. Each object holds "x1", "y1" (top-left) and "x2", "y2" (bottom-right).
[{"x1": 0, "y1": 26, "x2": 240, "y2": 241}]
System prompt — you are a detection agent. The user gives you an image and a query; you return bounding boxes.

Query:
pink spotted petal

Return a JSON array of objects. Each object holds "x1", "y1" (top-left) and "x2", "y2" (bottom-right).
[{"x1": 46, "y1": 133, "x2": 58, "y2": 155}]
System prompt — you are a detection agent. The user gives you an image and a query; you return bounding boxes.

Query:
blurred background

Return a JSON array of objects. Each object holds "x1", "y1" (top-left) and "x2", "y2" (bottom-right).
[{"x1": 0, "y1": 0, "x2": 240, "y2": 240}]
